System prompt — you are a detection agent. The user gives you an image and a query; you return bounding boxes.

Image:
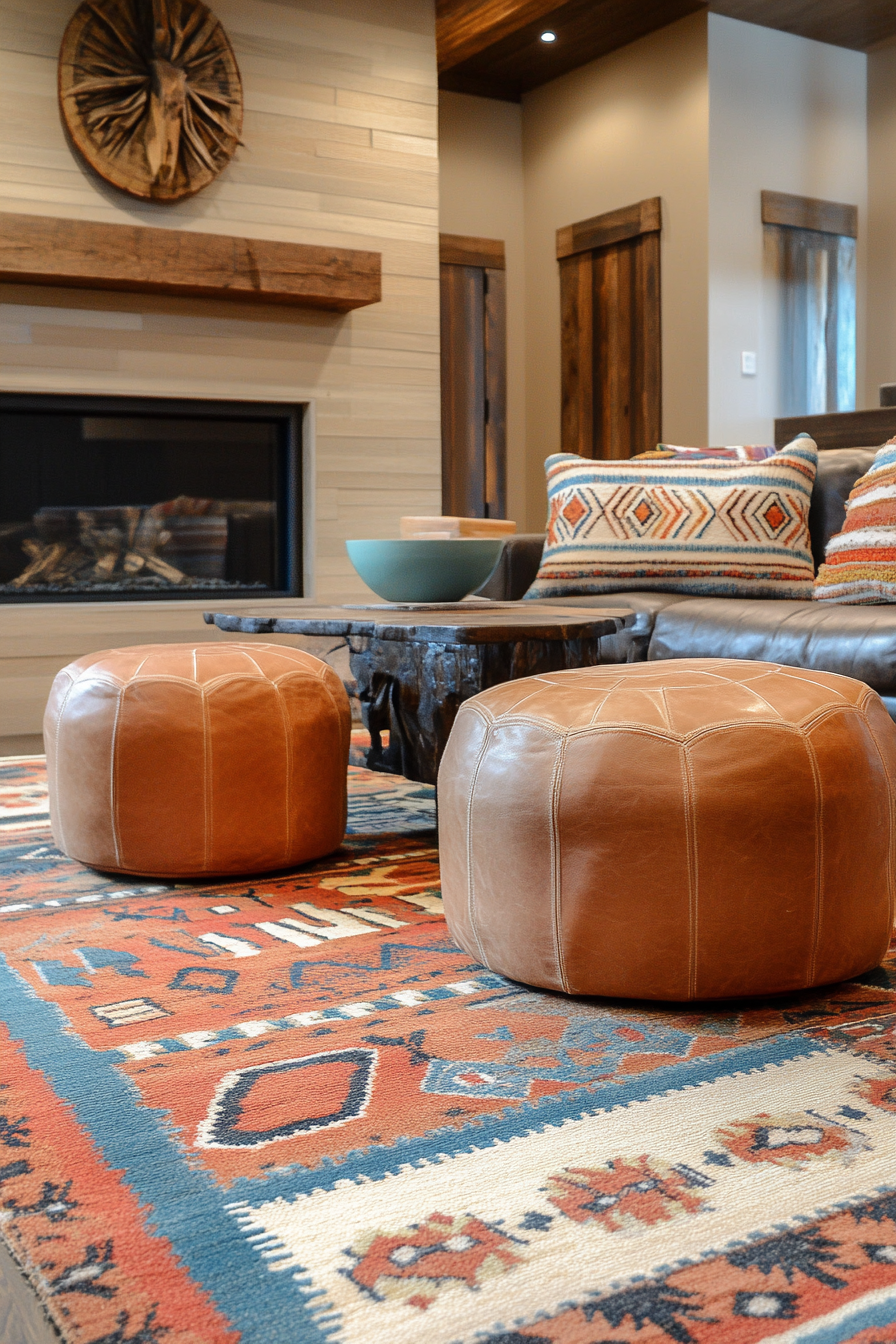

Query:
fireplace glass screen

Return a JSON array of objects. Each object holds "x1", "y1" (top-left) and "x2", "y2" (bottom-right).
[{"x1": 0, "y1": 398, "x2": 300, "y2": 600}]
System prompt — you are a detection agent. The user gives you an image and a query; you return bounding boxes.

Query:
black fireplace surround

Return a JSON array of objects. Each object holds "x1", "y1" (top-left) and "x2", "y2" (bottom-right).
[{"x1": 0, "y1": 394, "x2": 303, "y2": 601}]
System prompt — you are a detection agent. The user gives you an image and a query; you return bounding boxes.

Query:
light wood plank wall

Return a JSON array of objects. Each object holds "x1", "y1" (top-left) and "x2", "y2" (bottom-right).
[{"x1": 0, "y1": 0, "x2": 441, "y2": 742}]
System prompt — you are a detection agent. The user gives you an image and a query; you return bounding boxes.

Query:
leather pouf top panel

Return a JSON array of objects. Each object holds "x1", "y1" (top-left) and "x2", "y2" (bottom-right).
[
  {"x1": 438, "y1": 659, "x2": 896, "y2": 1002},
  {"x1": 44, "y1": 643, "x2": 351, "y2": 878},
  {"x1": 459, "y1": 658, "x2": 871, "y2": 731},
  {"x1": 63, "y1": 643, "x2": 320, "y2": 683}
]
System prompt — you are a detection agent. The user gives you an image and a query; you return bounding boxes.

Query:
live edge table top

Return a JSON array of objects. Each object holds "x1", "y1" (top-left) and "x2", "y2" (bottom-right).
[{"x1": 204, "y1": 602, "x2": 633, "y2": 644}]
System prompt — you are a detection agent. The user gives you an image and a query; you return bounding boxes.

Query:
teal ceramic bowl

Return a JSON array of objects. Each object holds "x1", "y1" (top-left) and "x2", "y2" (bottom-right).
[{"x1": 346, "y1": 538, "x2": 504, "y2": 603}]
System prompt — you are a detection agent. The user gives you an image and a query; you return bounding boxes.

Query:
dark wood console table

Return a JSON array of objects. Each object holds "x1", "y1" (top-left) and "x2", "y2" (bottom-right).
[{"x1": 205, "y1": 602, "x2": 632, "y2": 785}]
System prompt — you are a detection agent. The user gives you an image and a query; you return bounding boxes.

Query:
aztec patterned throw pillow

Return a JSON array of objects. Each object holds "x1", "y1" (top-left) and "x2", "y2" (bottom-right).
[
  {"x1": 814, "y1": 439, "x2": 896, "y2": 604},
  {"x1": 525, "y1": 434, "x2": 817, "y2": 600}
]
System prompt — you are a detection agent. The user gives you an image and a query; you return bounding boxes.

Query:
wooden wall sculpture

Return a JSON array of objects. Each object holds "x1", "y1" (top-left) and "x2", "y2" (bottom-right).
[{"x1": 59, "y1": 0, "x2": 243, "y2": 203}]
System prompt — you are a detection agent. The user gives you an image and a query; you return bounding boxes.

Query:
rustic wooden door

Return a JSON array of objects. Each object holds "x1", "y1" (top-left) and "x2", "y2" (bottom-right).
[
  {"x1": 440, "y1": 234, "x2": 507, "y2": 517},
  {"x1": 558, "y1": 197, "x2": 662, "y2": 460}
]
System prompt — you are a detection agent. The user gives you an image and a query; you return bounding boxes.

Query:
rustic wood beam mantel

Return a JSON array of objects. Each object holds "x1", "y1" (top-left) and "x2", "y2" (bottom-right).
[{"x1": 0, "y1": 212, "x2": 381, "y2": 311}]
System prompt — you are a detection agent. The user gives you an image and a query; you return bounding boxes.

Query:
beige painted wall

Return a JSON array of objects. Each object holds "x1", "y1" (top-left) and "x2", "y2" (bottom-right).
[
  {"x1": 520, "y1": 12, "x2": 710, "y2": 528},
  {"x1": 867, "y1": 36, "x2": 896, "y2": 403},
  {"x1": 707, "y1": 14, "x2": 868, "y2": 445},
  {"x1": 0, "y1": 0, "x2": 440, "y2": 740},
  {"x1": 438, "y1": 91, "x2": 528, "y2": 527}
]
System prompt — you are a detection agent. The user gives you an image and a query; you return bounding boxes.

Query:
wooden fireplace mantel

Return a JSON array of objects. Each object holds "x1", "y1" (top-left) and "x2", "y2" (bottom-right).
[{"x1": 0, "y1": 212, "x2": 381, "y2": 311}]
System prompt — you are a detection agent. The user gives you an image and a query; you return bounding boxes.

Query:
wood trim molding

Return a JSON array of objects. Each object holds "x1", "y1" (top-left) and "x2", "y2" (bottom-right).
[
  {"x1": 556, "y1": 197, "x2": 661, "y2": 260},
  {"x1": 0, "y1": 212, "x2": 381, "y2": 310},
  {"x1": 439, "y1": 233, "x2": 506, "y2": 269},
  {"x1": 761, "y1": 190, "x2": 858, "y2": 239}
]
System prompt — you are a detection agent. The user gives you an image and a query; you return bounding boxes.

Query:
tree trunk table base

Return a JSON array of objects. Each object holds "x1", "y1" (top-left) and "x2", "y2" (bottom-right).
[{"x1": 205, "y1": 603, "x2": 633, "y2": 786}]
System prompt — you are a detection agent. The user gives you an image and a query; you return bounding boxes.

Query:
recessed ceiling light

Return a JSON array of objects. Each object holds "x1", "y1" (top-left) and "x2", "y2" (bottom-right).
[{"x1": 540, "y1": 30, "x2": 556, "y2": 42}]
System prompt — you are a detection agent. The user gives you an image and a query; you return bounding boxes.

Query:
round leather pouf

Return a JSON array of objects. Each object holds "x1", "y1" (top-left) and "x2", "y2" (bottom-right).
[
  {"x1": 44, "y1": 643, "x2": 351, "y2": 877},
  {"x1": 438, "y1": 659, "x2": 896, "y2": 1001}
]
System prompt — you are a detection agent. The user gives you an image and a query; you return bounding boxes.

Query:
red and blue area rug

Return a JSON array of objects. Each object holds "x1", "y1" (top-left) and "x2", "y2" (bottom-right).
[{"x1": 1, "y1": 746, "x2": 895, "y2": 1344}]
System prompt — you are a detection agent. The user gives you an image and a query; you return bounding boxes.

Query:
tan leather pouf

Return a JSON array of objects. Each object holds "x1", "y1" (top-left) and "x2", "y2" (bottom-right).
[
  {"x1": 44, "y1": 643, "x2": 351, "y2": 877},
  {"x1": 438, "y1": 659, "x2": 896, "y2": 1000}
]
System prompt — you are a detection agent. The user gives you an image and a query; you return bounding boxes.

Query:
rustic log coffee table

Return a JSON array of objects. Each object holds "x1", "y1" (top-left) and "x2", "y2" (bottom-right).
[{"x1": 205, "y1": 603, "x2": 633, "y2": 785}]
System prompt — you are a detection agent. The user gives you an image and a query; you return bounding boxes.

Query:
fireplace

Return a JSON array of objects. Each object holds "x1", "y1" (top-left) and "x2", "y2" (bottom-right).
[{"x1": 0, "y1": 394, "x2": 303, "y2": 601}]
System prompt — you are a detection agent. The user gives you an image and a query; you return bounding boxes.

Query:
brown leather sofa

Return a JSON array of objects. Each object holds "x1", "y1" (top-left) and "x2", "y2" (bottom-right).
[{"x1": 479, "y1": 447, "x2": 896, "y2": 719}]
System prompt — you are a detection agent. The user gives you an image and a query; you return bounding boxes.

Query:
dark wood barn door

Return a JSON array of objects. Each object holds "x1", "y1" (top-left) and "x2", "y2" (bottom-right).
[
  {"x1": 440, "y1": 234, "x2": 507, "y2": 517},
  {"x1": 558, "y1": 197, "x2": 662, "y2": 459}
]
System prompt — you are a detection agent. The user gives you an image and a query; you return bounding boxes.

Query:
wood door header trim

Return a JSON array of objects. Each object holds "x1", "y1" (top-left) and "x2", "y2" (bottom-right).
[
  {"x1": 556, "y1": 197, "x2": 662, "y2": 259},
  {"x1": 439, "y1": 233, "x2": 506, "y2": 269},
  {"x1": 0, "y1": 212, "x2": 382, "y2": 310},
  {"x1": 761, "y1": 190, "x2": 858, "y2": 239}
]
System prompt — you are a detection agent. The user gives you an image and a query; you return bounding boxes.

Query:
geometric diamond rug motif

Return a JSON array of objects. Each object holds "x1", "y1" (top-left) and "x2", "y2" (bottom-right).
[{"x1": 1, "y1": 748, "x2": 895, "y2": 1344}]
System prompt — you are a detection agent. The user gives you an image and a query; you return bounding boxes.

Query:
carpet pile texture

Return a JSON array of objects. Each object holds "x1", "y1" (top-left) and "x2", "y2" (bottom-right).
[{"x1": 0, "y1": 747, "x2": 895, "y2": 1344}]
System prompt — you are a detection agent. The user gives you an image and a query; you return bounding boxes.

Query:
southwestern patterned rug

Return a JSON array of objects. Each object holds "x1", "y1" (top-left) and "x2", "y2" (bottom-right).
[{"x1": 1, "y1": 749, "x2": 895, "y2": 1344}]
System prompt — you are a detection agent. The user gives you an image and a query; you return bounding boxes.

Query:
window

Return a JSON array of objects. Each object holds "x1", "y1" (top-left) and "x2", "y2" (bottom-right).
[{"x1": 762, "y1": 190, "x2": 857, "y2": 417}]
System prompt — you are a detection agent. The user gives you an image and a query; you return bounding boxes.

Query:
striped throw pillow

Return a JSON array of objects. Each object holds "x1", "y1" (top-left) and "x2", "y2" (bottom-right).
[
  {"x1": 525, "y1": 435, "x2": 817, "y2": 600},
  {"x1": 814, "y1": 440, "x2": 896, "y2": 604}
]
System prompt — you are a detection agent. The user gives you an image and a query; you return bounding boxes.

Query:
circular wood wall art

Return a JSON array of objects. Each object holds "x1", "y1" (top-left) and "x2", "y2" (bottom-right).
[{"x1": 59, "y1": 0, "x2": 243, "y2": 203}]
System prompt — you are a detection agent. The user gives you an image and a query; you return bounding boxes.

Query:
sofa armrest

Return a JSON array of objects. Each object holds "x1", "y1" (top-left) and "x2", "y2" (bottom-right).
[{"x1": 474, "y1": 534, "x2": 546, "y2": 600}]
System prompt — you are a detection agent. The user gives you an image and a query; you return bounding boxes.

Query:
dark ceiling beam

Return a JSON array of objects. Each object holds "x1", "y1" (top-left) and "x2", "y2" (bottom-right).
[
  {"x1": 439, "y1": 0, "x2": 704, "y2": 100},
  {"x1": 437, "y1": 0, "x2": 896, "y2": 102},
  {"x1": 437, "y1": 0, "x2": 561, "y2": 72},
  {"x1": 709, "y1": 0, "x2": 896, "y2": 51}
]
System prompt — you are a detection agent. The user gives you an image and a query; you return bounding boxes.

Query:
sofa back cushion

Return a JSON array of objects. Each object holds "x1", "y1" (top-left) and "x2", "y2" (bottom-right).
[
  {"x1": 525, "y1": 435, "x2": 818, "y2": 600},
  {"x1": 809, "y1": 447, "x2": 877, "y2": 569}
]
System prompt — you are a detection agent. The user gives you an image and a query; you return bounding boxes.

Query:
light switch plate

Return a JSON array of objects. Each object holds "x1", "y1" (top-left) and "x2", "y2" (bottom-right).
[{"x1": 741, "y1": 350, "x2": 757, "y2": 376}]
